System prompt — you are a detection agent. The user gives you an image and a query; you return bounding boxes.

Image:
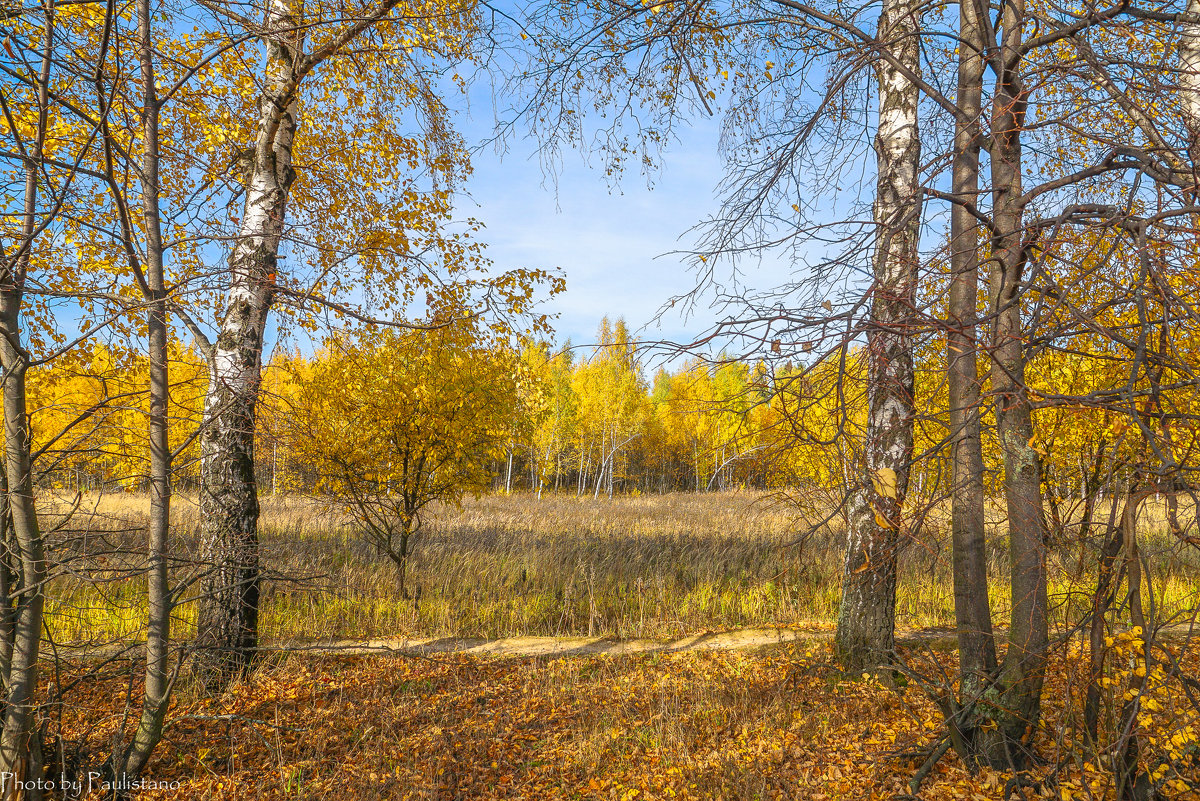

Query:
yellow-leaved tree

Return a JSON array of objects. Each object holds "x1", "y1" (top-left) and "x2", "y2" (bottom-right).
[{"x1": 280, "y1": 319, "x2": 528, "y2": 598}]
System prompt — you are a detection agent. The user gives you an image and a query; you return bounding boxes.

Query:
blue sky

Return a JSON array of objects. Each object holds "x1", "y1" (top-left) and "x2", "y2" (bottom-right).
[{"x1": 455, "y1": 104, "x2": 797, "y2": 358}]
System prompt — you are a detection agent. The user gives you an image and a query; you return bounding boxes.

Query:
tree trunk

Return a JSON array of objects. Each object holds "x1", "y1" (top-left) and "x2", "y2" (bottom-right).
[
  {"x1": 1114, "y1": 493, "x2": 1151, "y2": 800},
  {"x1": 946, "y1": 0, "x2": 997, "y2": 712},
  {"x1": 0, "y1": 16, "x2": 52, "y2": 795},
  {"x1": 0, "y1": 347, "x2": 45, "y2": 798},
  {"x1": 607, "y1": 451, "x2": 614, "y2": 498},
  {"x1": 194, "y1": 0, "x2": 301, "y2": 687},
  {"x1": 1084, "y1": 506, "x2": 1124, "y2": 745},
  {"x1": 593, "y1": 437, "x2": 607, "y2": 499},
  {"x1": 389, "y1": 532, "x2": 411, "y2": 600},
  {"x1": 0, "y1": 305, "x2": 46, "y2": 801},
  {"x1": 118, "y1": 0, "x2": 173, "y2": 776},
  {"x1": 505, "y1": 446, "x2": 513, "y2": 493},
  {"x1": 1181, "y1": 0, "x2": 1200, "y2": 169},
  {"x1": 979, "y1": 0, "x2": 1049, "y2": 764},
  {"x1": 835, "y1": 0, "x2": 922, "y2": 673},
  {"x1": 0, "y1": 469, "x2": 15, "y2": 687}
]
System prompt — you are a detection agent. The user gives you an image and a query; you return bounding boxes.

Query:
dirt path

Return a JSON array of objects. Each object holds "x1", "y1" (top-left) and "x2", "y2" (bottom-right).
[
  {"x1": 77, "y1": 623, "x2": 1195, "y2": 664},
  {"x1": 261, "y1": 625, "x2": 971, "y2": 660}
]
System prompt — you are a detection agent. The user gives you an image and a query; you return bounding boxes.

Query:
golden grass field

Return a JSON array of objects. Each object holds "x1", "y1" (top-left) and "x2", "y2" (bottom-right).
[{"x1": 40, "y1": 490, "x2": 1200, "y2": 647}]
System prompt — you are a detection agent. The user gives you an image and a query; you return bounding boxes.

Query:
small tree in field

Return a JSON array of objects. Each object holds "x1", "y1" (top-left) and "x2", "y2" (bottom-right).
[{"x1": 284, "y1": 321, "x2": 528, "y2": 597}]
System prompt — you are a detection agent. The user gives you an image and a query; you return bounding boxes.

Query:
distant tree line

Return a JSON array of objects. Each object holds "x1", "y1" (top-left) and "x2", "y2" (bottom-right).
[{"x1": 32, "y1": 313, "x2": 1200, "y2": 521}]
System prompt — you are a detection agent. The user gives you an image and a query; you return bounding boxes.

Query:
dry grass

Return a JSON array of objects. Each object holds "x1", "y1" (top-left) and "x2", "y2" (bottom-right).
[{"x1": 38, "y1": 490, "x2": 1200, "y2": 646}]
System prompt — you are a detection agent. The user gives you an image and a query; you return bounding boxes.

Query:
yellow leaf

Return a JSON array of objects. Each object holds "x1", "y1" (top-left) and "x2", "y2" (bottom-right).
[{"x1": 872, "y1": 467, "x2": 898, "y2": 498}]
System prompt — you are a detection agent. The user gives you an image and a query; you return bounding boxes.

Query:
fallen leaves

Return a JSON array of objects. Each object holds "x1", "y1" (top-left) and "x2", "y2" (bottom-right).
[
  {"x1": 51, "y1": 641, "x2": 1200, "y2": 800},
  {"x1": 44, "y1": 645, "x2": 929, "y2": 799}
]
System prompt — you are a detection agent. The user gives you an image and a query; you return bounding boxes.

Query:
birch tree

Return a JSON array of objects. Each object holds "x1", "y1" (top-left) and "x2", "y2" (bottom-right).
[
  {"x1": 512, "y1": 0, "x2": 915, "y2": 666},
  {"x1": 833, "y1": 0, "x2": 923, "y2": 673},
  {"x1": 0, "y1": 0, "x2": 108, "y2": 788},
  {"x1": 190, "y1": 0, "x2": 310, "y2": 688},
  {"x1": 186, "y1": 0, "x2": 480, "y2": 686}
]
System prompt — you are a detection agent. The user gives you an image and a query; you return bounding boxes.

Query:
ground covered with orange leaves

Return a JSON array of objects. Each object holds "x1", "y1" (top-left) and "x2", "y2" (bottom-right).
[{"x1": 60, "y1": 641, "x2": 1200, "y2": 800}]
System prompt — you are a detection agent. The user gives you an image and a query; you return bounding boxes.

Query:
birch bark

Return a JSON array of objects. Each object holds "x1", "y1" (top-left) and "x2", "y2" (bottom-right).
[
  {"x1": 834, "y1": 0, "x2": 922, "y2": 673},
  {"x1": 1181, "y1": 0, "x2": 1200, "y2": 167},
  {"x1": 193, "y1": 0, "x2": 402, "y2": 685},
  {"x1": 193, "y1": 0, "x2": 302, "y2": 686}
]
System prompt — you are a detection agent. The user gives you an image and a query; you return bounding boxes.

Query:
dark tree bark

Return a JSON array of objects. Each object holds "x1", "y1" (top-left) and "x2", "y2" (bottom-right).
[
  {"x1": 946, "y1": 0, "x2": 997, "y2": 714},
  {"x1": 978, "y1": 0, "x2": 1049, "y2": 765}
]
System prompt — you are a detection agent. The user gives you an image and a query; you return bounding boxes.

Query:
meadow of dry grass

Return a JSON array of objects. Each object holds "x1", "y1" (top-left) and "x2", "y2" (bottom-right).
[{"x1": 39, "y1": 490, "x2": 1200, "y2": 647}]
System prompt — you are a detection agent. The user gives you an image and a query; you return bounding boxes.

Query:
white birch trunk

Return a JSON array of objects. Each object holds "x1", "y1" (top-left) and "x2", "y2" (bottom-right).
[
  {"x1": 834, "y1": 0, "x2": 922, "y2": 673},
  {"x1": 1181, "y1": 0, "x2": 1200, "y2": 164},
  {"x1": 194, "y1": 0, "x2": 302, "y2": 686}
]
